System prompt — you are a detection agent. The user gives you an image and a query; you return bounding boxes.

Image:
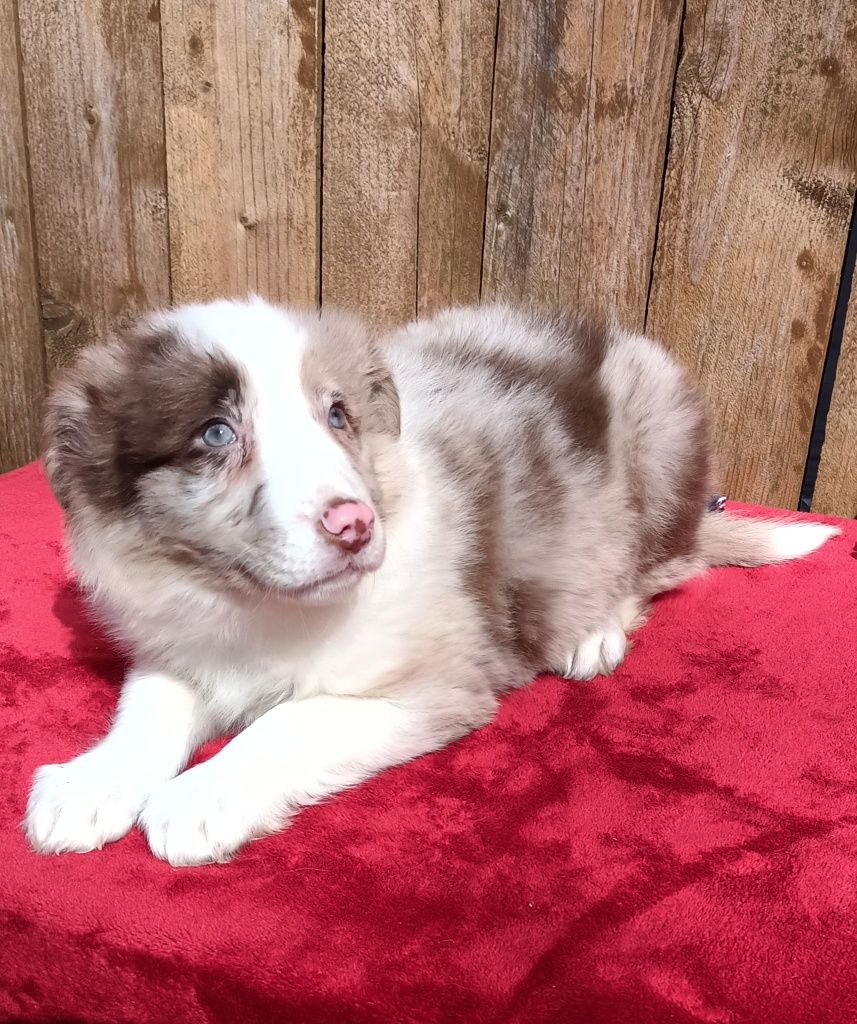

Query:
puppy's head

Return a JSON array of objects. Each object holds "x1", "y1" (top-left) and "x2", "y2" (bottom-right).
[{"x1": 44, "y1": 298, "x2": 400, "y2": 605}]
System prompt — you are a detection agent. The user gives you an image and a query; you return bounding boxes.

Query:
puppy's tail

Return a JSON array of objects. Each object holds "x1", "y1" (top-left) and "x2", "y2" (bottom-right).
[{"x1": 697, "y1": 511, "x2": 840, "y2": 568}]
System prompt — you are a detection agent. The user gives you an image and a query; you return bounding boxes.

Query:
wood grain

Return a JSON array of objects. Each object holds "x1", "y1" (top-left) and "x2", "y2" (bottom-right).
[
  {"x1": 481, "y1": 0, "x2": 683, "y2": 329},
  {"x1": 413, "y1": 0, "x2": 497, "y2": 317},
  {"x1": 321, "y1": 0, "x2": 420, "y2": 326},
  {"x1": 161, "y1": 0, "x2": 321, "y2": 306},
  {"x1": 17, "y1": 0, "x2": 169, "y2": 369},
  {"x1": 647, "y1": 0, "x2": 857, "y2": 509},
  {"x1": 0, "y1": 1, "x2": 44, "y2": 471},
  {"x1": 322, "y1": 0, "x2": 496, "y2": 326},
  {"x1": 814, "y1": 281, "x2": 857, "y2": 518}
]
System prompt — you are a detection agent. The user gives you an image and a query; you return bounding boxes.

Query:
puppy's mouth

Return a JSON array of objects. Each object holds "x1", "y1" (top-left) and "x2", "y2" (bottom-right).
[
  {"x1": 278, "y1": 564, "x2": 364, "y2": 602},
  {"x1": 234, "y1": 560, "x2": 369, "y2": 604}
]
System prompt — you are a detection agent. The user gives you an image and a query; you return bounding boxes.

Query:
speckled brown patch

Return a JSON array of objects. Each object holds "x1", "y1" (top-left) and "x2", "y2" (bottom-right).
[
  {"x1": 298, "y1": 310, "x2": 400, "y2": 440},
  {"x1": 44, "y1": 326, "x2": 246, "y2": 516},
  {"x1": 428, "y1": 311, "x2": 610, "y2": 458},
  {"x1": 639, "y1": 395, "x2": 711, "y2": 572}
]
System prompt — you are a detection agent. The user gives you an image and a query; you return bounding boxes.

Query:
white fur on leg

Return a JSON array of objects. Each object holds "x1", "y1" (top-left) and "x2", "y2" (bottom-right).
[
  {"x1": 562, "y1": 618, "x2": 628, "y2": 681},
  {"x1": 24, "y1": 670, "x2": 208, "y2": 854},
  {"x1": 769, "y1": 522, "x2": 840, "y2": 561},
  {"x1": 139, "y1": 692, "x2": 490, "y2": 866},
  {"x1": 25, "y1": 755, "x2": 151, "y2": 854},
  {"x1": 616, "y1": 594, "x2": 647, "y2": 632}
]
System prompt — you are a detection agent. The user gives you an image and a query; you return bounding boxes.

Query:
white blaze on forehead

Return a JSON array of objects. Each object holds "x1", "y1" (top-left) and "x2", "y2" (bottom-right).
[
  {"x1": 157, "y1": 296, "x2": 306, "y2": 375},
  {"x1": 163, "y1": 298, "x2": 368, "y2": 517}
]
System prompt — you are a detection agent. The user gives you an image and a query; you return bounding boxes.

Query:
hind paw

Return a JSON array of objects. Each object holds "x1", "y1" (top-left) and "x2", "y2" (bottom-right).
[{"x1": 561, "y1": 621, "x2": 627, "y2": 681}]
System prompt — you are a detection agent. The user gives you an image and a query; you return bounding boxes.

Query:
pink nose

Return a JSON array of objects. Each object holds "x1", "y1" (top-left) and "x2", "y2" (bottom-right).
[{"x1": 320, "y1": 500, "x2": 375, "y2": 553}]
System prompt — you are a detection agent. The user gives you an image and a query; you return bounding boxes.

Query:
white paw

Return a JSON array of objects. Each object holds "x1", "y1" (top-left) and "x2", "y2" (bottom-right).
[
  {"x1": 24, "y1": 755, "x2": 150, "y2": 854},
  {"x1": 562, "y1": 621, "x2": 628, "y2": 681},
  {"x1": 139, "y1": 763, "x2": 283, "y2": 867}
]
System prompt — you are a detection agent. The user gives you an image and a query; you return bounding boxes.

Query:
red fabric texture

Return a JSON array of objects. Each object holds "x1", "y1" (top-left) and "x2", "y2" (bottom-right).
[{"x1": 1, "y1": 461, "x2": 856, "y2": 1024}]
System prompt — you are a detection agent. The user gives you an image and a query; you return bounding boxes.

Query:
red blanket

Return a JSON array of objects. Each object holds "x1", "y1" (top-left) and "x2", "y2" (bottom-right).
[{"x1": 1, "y1": 462, "x2": 856, "y2": 1024}]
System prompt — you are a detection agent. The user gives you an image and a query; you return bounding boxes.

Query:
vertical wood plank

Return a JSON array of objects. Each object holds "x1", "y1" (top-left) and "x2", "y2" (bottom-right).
[
  {"x1": 0, "y1": 1, "x2": 44, "y2": 472},
  {"x1": 481, "y1": 0, "x2": 683, "y2": 329},
  {"x1": 413, "y1": 0, "x2": 497, "y2": 317},
  {"x1": 321, "y1": 1, "x2": 420, "y2": 326},
  {"x1": 17, "y1": 0, "x2": 169, "y2": 369},
  {"x1": 322, "y1": 0, "x2": 496, "y2": 326},
  {"x1": 647, "y1": 0, "x2": 857, "y2": 508},
  {"x1": 161, "y1": 0, "x2": 321, "y2": 306},
  {"x1": 814, "y1": 286, "x2": 857, "y2": 517}
]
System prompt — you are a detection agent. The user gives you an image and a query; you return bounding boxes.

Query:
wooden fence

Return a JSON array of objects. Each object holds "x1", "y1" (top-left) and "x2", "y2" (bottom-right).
[{"x1": 1, "y1": 0, "x2": 855, "y2": 515}]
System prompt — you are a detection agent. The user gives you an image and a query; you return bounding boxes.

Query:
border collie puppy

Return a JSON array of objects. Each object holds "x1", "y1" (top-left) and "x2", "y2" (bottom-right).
[{"x1": 24, "y1": 299, "x2": 837, "y2": 865}]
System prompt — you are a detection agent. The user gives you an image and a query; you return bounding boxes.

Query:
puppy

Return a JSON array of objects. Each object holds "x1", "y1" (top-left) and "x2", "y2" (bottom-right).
[{"x1": 24, "y1": 299, "x2": 837, "y2": 865}]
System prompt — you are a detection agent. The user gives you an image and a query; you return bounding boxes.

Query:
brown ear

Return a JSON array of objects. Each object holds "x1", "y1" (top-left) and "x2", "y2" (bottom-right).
[
  {"x1": 367, "y1": 355, "x2": 400, "y2": 438},
  {"x1": 42, "y1": 337, "x2": 134, "y2": 514}
]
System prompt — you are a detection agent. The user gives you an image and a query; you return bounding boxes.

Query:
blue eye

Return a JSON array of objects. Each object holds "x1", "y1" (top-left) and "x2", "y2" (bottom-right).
[
  {"x1": 202, "y1": 421, "x2": 237, "y2": 447},
  {"x1": 328, "y1": 403, "x2": 347, "y2": 430}
]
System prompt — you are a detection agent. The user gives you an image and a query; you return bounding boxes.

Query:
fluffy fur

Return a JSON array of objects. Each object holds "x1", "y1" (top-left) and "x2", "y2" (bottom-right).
[{"x1": 24, "y1": 299, "x2": 838, "y2": 865}]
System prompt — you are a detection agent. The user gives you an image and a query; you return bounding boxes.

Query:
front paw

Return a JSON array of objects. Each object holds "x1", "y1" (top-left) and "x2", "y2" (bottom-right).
[
  {"x1": 138, "y1": 764, "x2": 284, "y2": 867},
  {"x1": 25, "y1": 756, "x2": 150, "y2": 854},
  {"x1": 561, "y1": 621, "x2": 628, "y2": 681}
]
